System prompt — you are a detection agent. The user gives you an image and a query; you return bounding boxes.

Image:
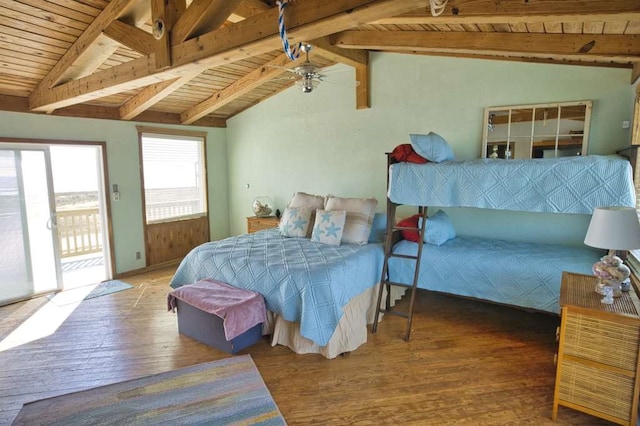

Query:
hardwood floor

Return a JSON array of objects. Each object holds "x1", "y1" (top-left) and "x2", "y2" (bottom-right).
[{"x1": 0, "y1": 267, "x2": 613, "y2": 425}]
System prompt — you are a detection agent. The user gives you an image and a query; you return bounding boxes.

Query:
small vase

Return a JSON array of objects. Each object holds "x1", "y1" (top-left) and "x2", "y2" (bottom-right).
[{"x1": 252, "y1": 196, "x2": 273, "y2": 217}]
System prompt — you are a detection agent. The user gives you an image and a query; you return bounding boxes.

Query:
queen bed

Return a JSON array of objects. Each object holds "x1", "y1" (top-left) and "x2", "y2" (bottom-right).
[{"x1": 170, "y1": 194, "x2": 404, "y2": 359}]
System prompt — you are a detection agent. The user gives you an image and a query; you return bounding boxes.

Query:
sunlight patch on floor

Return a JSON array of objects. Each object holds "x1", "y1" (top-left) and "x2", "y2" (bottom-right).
[{"x1": 0, "y1": 284, "x2": 97, "y2": 352}]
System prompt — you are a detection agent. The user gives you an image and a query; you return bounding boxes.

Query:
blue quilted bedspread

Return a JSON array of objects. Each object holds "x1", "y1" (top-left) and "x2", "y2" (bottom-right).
[
  {"x1": 388, "y1": 155, "x2": 635, "y2": 213},
  {"x1": 170, "y1": 229, "x2": 384, "y2": 346},
  {"x1": 389, "y1": 237, "x2": 602, "y2": 313}
]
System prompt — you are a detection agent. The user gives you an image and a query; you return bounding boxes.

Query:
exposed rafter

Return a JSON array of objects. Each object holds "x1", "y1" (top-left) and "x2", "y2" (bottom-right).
[
  {"x1": 119, "y1": 74, "x2": 199, "y2": 120},
  {"x1": 33, "y1": 0, "x2": 138, "y2": 93},
  {"x1": 0, "y1": 0, "x2": 637, "y2": 127},
  {"x1": 311, "y1": 37, "x2": 370, "y2": 109},
  {"x1": 181, "y1": 54, "x2": 303, "y2": 124},
  {"x1": 228, "y1": 0, "x2": 272, "y2": 22},
  {"x1": 171, "y1": 0, "x2": 243, "y2": 44},
  {"x1": 332, "y1": 31, "x2": 640, "y2": 63},
  {"x1": 119, "y1": 0, "x2": 276, "y2": 121},
  {"x1": 372, "y1": 0, "x2": 640, "y2": 25},
  {"x1": 103, "y1": 20, "x2": 155, "y2": 55},
  {"x1": 28, "y1": 0, "x2": 427, "y2": 113},
  {"x1": 0, "y1": 94, "x2": 226, "y2": 128}
]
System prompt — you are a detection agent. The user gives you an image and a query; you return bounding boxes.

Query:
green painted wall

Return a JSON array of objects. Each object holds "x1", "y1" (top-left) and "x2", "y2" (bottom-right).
[
  {"x1": 0, "y1": 111, "x2": 228, "y2": 274},
  {"x1": 0, "y1": 53, "x2": 635, "y2": 277},
  {"x1": 226, "y1": 53, "x2": 635, "y2": 245}
]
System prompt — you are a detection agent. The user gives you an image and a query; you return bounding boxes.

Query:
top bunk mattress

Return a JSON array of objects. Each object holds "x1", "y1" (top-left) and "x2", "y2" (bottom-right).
[{"x1": 388, "y1": 155, "x2": 635, "y2": 214}]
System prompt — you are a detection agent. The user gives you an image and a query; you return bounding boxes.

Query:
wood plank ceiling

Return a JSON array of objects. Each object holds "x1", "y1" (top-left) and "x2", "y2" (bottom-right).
[{"x1": 0, "y1": 0, "x2": 638, "y2": 128}]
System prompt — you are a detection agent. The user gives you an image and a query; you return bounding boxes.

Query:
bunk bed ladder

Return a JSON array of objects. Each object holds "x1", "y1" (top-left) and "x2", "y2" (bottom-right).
[{"x1": 371, "y1": 201, "x2": 428, "y2": 341}]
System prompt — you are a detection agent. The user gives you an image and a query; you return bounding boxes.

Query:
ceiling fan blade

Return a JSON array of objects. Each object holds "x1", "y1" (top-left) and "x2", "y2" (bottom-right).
[
  {"x1": 318, "y1": 79, "x2": 360, "y2": 89},
  {"x1": 266, "y1": 64, "x2": 298, "y2": 73}
]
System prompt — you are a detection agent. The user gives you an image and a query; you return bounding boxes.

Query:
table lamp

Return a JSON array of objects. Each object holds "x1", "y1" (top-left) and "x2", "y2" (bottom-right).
[{"x1": 584, "y1": 206, "x2": 640, "y2": 297}]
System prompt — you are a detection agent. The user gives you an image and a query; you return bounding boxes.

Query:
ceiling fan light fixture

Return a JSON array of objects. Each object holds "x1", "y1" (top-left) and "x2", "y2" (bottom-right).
[{"x1": 299, "y1": 77, "x2": 316, "y2": 93}]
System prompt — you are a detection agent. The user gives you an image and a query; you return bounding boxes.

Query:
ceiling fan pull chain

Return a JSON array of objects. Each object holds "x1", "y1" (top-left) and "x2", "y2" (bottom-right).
[
  {"x1": 277, "y1": 0, "x2": 301, "y2": 60},
  {"x1": 430, "y1": 0, "x2": 448, "y2": 16}
]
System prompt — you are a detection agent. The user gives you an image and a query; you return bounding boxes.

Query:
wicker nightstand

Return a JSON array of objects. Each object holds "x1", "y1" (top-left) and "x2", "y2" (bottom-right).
[{"x1": 552, "y1": 271, "x2": 640, "y2": 425}]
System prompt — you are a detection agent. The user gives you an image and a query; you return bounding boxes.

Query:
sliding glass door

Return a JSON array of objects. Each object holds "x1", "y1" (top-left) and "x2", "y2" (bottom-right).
[{"x1": 0, "y1": 146, "x2": 61, "y2": 305}]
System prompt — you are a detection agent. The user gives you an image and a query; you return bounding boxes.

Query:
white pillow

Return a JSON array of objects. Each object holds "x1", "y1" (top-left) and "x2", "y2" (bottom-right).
[
  {"x1": 324, "y1": 196, "x2": 378, "y2": 244},
  {"x1": 311, "y1": 209, "x2": 346, "y2": 246},
  {"x1": 286, "y1": 192, "x2": 325, "y2": 237},
  {"x1": 279, "y1": 206, "x2": 312, "y2": 238},
  {"x1": 409, "y1": 132, "x2": 454, "y2": 162}
]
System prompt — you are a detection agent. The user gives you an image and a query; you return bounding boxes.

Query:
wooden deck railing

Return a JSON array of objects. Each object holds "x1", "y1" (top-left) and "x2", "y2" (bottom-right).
[
  {"x1": 57, "y1": 208, "x2": 102, "y2": 258},
  {"x1": 146, "y1": 199, "x2": 202, "y2": 222},
  {"x1": 57, "y1": 201, "x2": 202, "y2": 258}
]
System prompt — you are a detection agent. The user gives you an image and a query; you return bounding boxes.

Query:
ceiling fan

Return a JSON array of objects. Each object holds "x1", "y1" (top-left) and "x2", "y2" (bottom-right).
[{"x1": 277, "y1": 44, "x2": 327, "y2": 93}]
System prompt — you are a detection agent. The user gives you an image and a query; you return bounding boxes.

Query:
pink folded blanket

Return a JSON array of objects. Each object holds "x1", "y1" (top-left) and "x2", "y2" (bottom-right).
[{"x1": 168, "y1": 279, "x2": 267, "y2": 341}]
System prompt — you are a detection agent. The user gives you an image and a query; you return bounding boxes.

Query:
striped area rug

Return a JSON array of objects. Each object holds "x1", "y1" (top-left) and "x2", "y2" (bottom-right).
[{"x1": 12, "y1": 355, "x2": 286, "y2": 425}]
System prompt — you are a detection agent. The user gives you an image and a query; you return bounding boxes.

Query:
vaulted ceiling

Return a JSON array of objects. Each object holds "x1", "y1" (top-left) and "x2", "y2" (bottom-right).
[{"x1": 1, "y1": 0, "x2": 639, "y2": 128}]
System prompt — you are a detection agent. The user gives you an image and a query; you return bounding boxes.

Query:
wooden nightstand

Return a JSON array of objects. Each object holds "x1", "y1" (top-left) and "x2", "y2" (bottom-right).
[
  {"x1": 552, "y1": 271, "x2": 640, "y2": 425},
  {"x1": 246, "y1": 216, "x2": 280, "y2": 233}
]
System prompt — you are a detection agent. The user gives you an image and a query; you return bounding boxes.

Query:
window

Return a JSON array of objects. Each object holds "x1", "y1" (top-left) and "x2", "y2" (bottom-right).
[
  {"x1": 482, "y1": 100, "x2": 592, "y2": 160},
  {"x1": 139, "y1": 130, "x2": 207, "y2": 224}
]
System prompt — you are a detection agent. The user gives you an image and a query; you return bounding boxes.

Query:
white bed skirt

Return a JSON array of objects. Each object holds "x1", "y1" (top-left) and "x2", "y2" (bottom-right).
[{"x1": 263, "y1": 284, "x2": 406, "y2": 359}]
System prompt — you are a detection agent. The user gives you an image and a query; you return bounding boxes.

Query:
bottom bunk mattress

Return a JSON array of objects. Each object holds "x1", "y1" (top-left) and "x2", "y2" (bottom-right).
[
  {"x1": 170, "y1": 229, "x2": 385, "y2": 347},
  {"x1": 389, "y1": 236, "x2": 603, "y2": 314}
]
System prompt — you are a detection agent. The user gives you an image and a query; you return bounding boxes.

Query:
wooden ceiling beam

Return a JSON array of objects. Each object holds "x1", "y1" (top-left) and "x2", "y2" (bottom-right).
[
  {"x1": 171, "y1": 0, "x2": 427, "y2": 68},
  {"x1": 34, "y1": 0, "x2": 137, "y2": 92},
  {"x1": 311, "y1": 37, "x2": 367, "y2": 68},
  {"x1": 172, "y1": 0, "x2": 243, "y2": 44},
  {"x1": 395, "y1": 50, "x2": 633, "y2": 70},
  {"x1": 372, "y1": 0, "x2": 640, "y2": 25},
  {"x1": 29, "y1": 0, "x2": 428, "y2": 113},
  {"x1": 332, "y1": 31, "x2": 640, "y2": 62},
  {"x1": 120, "y1": 0, "x2": 273, "y2": 120},
  {"x1": 60, "y1": 34, "x2": 122, "y2": 84},
  {"x1": 0, "y1": 94, "x2": 225, "y2": 127},
  {"x1": 103, "y1": 20, "x2": 155, "y2": 55},
  {"x1": 228, "y1": 0, "x2": 272, "y2": 22},
  {"x1": 181, "y1": 53, "x2": 301, "y2": 124},
  {"x1": 151, "y1": 0, "x2": 171, "y2": 69},
  {"x1": 355, "y1": 61, "x2": 369, "y2": 110},
  {"x1": 119, "y1": 74, "x2": 199, "y2": 120},
  {"x1": 311, "y1": 37, "x2": 370, "y2": 109},
  {"x1": 633, "y1": 63, "x2": 640, "y2": 84}
]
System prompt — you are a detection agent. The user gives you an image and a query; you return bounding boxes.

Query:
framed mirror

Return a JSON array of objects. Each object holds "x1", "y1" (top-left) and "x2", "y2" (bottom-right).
[{"x1": 481, "y1": 100, "x2": 592, "y2": 160}]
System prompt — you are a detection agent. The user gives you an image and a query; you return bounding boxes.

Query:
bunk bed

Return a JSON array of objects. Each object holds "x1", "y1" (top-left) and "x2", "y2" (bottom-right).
[{"x1": 376, "y1": 153, "x2": 636, "y2": 337}]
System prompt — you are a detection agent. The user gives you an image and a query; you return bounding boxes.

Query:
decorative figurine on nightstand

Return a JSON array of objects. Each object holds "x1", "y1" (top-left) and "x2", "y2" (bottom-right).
[
  {"x1": 592, "y1": 254, "x2": 631, "y2": 298},
  {"x1": 601, "y1": 286, "x2": 614, "y2": 305}
]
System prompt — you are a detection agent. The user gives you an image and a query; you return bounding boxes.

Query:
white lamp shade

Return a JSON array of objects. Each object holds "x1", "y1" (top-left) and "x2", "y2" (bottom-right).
[{"x1": 584, "y1": 206, "x2": 640, "y2": 250}]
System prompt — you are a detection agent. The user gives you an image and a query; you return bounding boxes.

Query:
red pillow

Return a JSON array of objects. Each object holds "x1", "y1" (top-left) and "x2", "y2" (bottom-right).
[
  {"x1": 391, "y1": 144, "x2": 428, "y2": 164},
  {"x1": 397, "y1": 214, "x2": 422, "y2": 242}
]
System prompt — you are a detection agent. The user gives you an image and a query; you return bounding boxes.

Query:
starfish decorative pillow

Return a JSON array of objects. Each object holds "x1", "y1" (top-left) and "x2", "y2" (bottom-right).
[
  {"x1": 311, "y1": 209, "x2": 346, "y2": 245},
  {"x1": 279, "y1": 206, "x2": 312, "y2": 238}
]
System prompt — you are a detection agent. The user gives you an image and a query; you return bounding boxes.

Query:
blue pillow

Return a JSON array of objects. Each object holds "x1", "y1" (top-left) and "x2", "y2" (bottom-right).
[
  {"x1": 368, "y1": 212, "x2": 387, "y2": 243},
  {"x1": 419, "y1": 210, "x2": 456, "y2": 246},
  {"x1": 409, "y1": 132, "x2": 454, "y2": 163}
]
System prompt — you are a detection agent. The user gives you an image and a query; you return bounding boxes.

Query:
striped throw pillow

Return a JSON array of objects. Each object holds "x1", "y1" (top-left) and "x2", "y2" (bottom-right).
[{"x1": 324, "y1": 196, "x2": 378, "y2": 245}]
